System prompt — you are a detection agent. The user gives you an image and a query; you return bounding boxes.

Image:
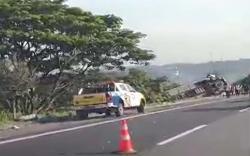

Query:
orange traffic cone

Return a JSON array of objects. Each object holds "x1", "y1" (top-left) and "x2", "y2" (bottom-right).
[{"x1": 118, "y1": 119, "x2": 136, "y2": 154}]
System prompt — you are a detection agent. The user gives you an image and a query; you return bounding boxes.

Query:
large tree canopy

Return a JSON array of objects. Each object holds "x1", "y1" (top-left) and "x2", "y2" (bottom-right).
[
  {"x1": 0, "y1": 0, "x2": 154, "y2": 72},
  {"x1": 0, "y1": 0, "x2": 155, "y2": 115}
]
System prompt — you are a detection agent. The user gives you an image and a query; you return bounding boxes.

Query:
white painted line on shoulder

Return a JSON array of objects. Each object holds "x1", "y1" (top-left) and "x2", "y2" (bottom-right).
[
  {"x1": 239, "y1": 108, "x2": 249, "y2": 113},
  {"x1": 0, "y1": 99, "x2": 228, "y2": 145},
  {"x1": 157, "y1": 125, "x2": 208, "y2": 146}
]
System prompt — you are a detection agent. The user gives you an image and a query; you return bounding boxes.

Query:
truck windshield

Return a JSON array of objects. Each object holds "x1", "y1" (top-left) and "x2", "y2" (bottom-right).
[{"x1": 126, "y1": 84, "x2": 136, "y2": 92}]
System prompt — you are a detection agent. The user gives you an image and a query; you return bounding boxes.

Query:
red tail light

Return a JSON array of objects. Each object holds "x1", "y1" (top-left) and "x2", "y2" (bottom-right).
[{"x1": 106, "y1": 93, "x2": 112, "y2": 103}]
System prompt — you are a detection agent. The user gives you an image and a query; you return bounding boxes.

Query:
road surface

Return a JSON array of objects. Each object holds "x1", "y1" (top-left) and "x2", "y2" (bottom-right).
[{"x1": 0, "y1": 96, "x2": 249, "y2": 156}]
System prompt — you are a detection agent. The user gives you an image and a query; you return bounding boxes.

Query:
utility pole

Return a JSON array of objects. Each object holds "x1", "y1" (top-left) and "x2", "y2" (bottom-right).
[
  {"x1": 175, "y1": 66, "x2": 180, "y2": 84},
  {"x1": 209, "y1": 52, "x2": 214, "y2": 74},
  {"x1": 220, "y1": 52, "x2": 224, "y2": 62}
]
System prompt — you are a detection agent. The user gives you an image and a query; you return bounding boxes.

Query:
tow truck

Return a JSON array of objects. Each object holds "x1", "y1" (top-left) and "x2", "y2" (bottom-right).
[{"x1": 73, "y1": 81, "x2": 146, "y2": 119}]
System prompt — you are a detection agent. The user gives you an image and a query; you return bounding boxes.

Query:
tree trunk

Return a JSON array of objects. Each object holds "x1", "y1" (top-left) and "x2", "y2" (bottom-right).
[{"x1": 13, "y1": 99, "x2": 17, "y2": 120}]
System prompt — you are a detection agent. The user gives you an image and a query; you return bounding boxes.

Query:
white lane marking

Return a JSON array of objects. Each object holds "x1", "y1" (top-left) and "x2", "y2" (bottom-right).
[
  {"x1": 157, "y1": 125, "x2": 208, "y2": 146},
  {"x1": 239, "y1": 108, "x2": 249, "y2": 113},
  {"x1": 0, "y1": 99, "x2": 232, "y2": 145}
]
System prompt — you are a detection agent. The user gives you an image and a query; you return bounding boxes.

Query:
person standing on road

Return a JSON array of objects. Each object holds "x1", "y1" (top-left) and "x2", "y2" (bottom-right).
[{"x1": 235, "y1": 85, "x2": 241, "y2": 96}]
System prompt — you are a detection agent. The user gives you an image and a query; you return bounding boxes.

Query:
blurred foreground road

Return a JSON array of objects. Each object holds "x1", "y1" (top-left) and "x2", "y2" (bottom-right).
[{"x1": 0, "y1": 96, "x2": 249, "y2": 156}]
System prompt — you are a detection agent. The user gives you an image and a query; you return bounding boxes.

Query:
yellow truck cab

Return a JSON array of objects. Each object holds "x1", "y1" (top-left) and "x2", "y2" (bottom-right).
[{"x1": 73, "y1": 81, "x2": 146, "y2": 119}]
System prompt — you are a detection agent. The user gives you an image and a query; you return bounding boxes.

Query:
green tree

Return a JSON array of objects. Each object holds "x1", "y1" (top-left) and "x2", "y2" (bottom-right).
[
  {"x1": 237, "y1": 75, "x2": 250, "y2": 93},
  {"x1": 0, "y1": 0, "x2": 154, "y2": 116}
]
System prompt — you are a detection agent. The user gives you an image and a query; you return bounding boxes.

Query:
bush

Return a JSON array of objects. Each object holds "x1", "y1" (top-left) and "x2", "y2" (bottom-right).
[
  {"x1": 0, "y1": 110, "x2": 11, "y2": 124},
  {"x1": 238, "y1": 75, "x2": 250, "y2": 92}
]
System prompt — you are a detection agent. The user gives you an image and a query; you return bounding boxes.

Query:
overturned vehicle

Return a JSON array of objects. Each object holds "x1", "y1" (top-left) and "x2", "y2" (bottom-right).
[{"x1": 194, "y1": 74, "x2": 228, "y2": 96}]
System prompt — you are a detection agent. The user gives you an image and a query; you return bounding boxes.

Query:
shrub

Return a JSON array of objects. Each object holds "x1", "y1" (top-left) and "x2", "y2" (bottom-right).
[{"x1": 0, "y1": 110, "x2": 11, "y2": 123}]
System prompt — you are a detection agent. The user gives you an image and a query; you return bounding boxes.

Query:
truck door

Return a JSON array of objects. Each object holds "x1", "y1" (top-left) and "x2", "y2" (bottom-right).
[
  {"x1": 125, "y1": 84, "x2": 141, "y2": 107},
  {"x1": 117, "y1": 84, "x2": 132, "y2": 108}
]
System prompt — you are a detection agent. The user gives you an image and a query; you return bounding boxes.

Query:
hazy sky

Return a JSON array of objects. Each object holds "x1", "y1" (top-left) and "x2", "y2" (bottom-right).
[{"x1": 67, "y1": 0, "x2": 250, "y2": 65}]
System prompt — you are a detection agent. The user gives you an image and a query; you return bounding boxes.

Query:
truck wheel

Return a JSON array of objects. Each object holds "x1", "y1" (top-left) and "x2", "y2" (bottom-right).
[
  {"x1": 137, "y1": 101, "x2": 145, "y2": 113},
  {"x1": 76, "y1": 110, "x2": 88, "y2": 120},
  {"x1": 105, "y1": 109, "x2": 111, "y2": 117},
  {"x1": 115, "y1": 104, "x2": 124, "y2": 117}
]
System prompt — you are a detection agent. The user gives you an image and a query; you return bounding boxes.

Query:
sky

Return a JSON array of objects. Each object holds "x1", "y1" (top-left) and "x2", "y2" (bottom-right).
[{"x1": 67, "y1": 0, "x2": 250, "y2": 65}]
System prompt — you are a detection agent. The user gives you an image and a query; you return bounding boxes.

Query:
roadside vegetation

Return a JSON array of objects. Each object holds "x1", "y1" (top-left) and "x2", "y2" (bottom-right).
[
  {"x1": 37, "y1": 110, "x2": 75, "y2": 123},
  {"x1": 237, "y1": 75, "x2": 250, "y2": 92},
  {"x1": 0, "y1": 110, "x2": 12, "y2": 125},
  {"x1": 124, "y1": 69, "x2": 179, "y2": 103},
  {"x1": 0, "y1": 0, "x2": 154, "y2": 120},
  {"x1": 0, "y1": 0, "x2": 177, "y2": 124}
]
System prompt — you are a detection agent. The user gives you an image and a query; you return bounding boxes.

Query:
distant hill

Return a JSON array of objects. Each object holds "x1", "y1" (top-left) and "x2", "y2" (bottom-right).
[{"x1": 138, "y1": 59, "x2": 250, "y2": 85}]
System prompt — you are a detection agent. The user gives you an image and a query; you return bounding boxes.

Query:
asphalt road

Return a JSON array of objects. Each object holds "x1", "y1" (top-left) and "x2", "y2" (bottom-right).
[
  {"x1": 139, "y1": 107, "x2": 250, "y2": 156},
  {"x1": 0, "y1": 96, "x2": 249, "y2": 156}
]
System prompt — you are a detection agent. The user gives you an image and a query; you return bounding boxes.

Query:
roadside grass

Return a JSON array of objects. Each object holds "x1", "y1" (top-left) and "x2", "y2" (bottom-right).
[
  {"x1": 0, "y1": 108, "x2": 77, "y2": 125},
  {"x1": 37, "y1": 109, "x2": 75, "y2": 123},
  {"x1": 0, "y1": 110, "x2": 13, "y2": 128}
]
